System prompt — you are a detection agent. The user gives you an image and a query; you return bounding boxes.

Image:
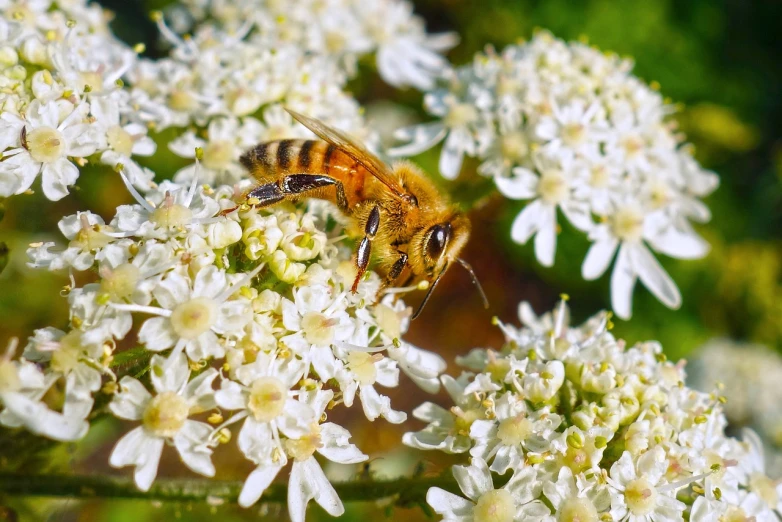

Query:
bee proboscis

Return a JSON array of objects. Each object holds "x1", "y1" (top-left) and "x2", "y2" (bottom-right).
[{"x1": 221, "y1": 108, "x2": 488, "y2": 319}]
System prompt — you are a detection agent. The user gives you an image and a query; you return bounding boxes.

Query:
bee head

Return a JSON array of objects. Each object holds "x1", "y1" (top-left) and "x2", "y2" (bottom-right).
[
  {"x1": 413, "y1": 212, "x2": 471, "y2": 277},
  {"x1": 410, "y1": 212, "x2": 486, "y2": 320}
]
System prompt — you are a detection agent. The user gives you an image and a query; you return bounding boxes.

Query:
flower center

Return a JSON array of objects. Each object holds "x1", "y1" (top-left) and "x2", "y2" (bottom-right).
[
  {"x1": 27, "y1": 126, "x2": 65, "y2": 163},
  {"x1": 500, "y1": 132, "x2": 528, "y2": 163},
  {"x1": 558, "y1": 497, "x2": 598, "y2": 522},
  {"x1": 347, "y1": 352, "x2": 382, "y2": 386},
  {"x1": 151, "y1": 201, "x2": 193, "y2": 228},
  {"x1": 101, "y1": 263, "x2": 141, "y2": 299},
  {"x1": 452, "y1": 407, "x2": 482, "y2": 437},
  {"x1": 445, "y1": 103, "x2": 478, "y2": 128},
  {"x1": 624, "y1": 478, "x2": 658, "y2": 516},
  {"x1": 721, "y1": 506, "x2": 752, "y2": 522},
  {"x1": 246, "y1": 377, "x2": 287, "y2": 422},
  {"x1": 611, "y1": 207, "x2": 644, "y2": 243},
  {"x1": 485, "y1": 357, "x2": 510, "y2": 382},
  {"x1": 170, "y1": 297, "x2": 217, "y2": 340},
  {"x1": 80, "y1": 71, "x2": 103, "y2": 93},
  {"x1": 202, "y1": 140, "x2": 235, "y2": 170},
  {"x1": 107, "y1": 125, "x2": 134, "y2": 156},
  {"x1": 538, "y1": 170, "x2": 569, "y2": 204},
  {"x1": 284, "y1": 425, "x2": 323, "y2": 461},
  {"x1": 73, "y1": 217, "x2": 114, "y2": 251},
  {"x1": 622, "y1": 134, "x2": 644, "y2": 157},
  {"x1": 590, "y1": 165, "x2": 609, "y2": 188},
  {"x1": 374, "y1": 304, "x2": 401, "y2": 340},
  {"x1": 51, "y1": 343, "x2": 81, "y2": 374},
  {"x1": 749, "y1": 472, "x2": 779, "y2": 507},
  {"x1": 563, "y1": 446, "x2": 590, "y2": 474},
  {"x1": 0, "y1": 361, "x2": 21, "y2": 393},
  {"x1": 301, "y1": 312, "x2": 337, "y2": 346},
  {"x1": 496, "y1": 413, "x2": 533, "y2": 445},
  {"x1": 473, "y1": 489, "x2": 515, "y2": 522},
  {"x1": 142, "y1": 391, "x2": 189, "y2": 438},
  {"x1": 561, "y1": 123, "x2": 586, "y2": 146},
  {"x1": 169, "y1": 89, "x2": 198, "y2": 111}
]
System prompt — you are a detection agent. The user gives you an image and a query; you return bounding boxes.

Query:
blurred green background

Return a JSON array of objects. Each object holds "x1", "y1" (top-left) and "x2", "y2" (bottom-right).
[{"x1": 1, "y1": 0, "x2": 780, "y2": 520}]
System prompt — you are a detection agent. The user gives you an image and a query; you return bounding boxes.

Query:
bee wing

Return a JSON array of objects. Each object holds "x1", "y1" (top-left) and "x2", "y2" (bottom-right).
[{"x1": 285, "y1": 108, "x2": 410, "y2": 200}]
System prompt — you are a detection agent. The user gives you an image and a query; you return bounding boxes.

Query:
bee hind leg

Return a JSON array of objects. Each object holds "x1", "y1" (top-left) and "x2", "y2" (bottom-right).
[{"x1": 352, "y1": 205, "x2": 380, "y2": 293}]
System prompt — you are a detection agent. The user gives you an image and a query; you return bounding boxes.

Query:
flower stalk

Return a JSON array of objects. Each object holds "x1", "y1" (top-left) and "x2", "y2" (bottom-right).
[{"x1": 0, "y1": 472, "x2": 458, "y2": 506}]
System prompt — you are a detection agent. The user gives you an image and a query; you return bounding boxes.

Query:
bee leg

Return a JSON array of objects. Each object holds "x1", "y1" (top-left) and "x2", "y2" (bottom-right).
[
  {"x1": 352, "y1": 205, "x2": 380, "y2": 293},
  {"x1": 281, "y1": 174, "x2": 349, "y2": 212},
  {"x1": 380, "y1": 251, "x2": 408, "y2": 292}
]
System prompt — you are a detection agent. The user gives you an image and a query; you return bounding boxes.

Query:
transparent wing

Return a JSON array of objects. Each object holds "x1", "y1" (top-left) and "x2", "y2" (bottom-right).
[{"x1": 285, "y1": 108, "x2": 410, "y2": 200}]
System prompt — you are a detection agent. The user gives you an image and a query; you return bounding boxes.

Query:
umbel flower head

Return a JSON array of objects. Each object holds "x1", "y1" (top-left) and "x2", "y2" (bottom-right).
[
  {"x1": 391, "y1": 31, "x2": 718, "y2": 319},
  {"x1": 406, "y1": 300, "x2": 778, "y2": 521},
  {"x1": 16, "y1": 173, "x2": 446, "y2": 521}
]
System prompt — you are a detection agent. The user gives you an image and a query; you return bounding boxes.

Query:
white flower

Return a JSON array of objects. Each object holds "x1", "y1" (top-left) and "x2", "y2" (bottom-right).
[
  {"x1": 365, "y1": 0, "x2": 457, "y2": 90},
  {"x1": 470, "y1": 393, "x2": 561, "y2": 473},
  {"x1": 543, "y1": 467, "x2": 610, "y2": 522},
  {"x1": 108, "y1": 353, "x2": 217, "y2": 491},
  {"x1": 114, "y1": 265, "x2": 255, "y2": 361},
  {"x1": 0, "y1": 338, "x2": 89, "y2": 441},
  {"x1": 91, "y1": 95, "x2": 156, "y2": 190},
  {"x1": 580, "y1": 201, "x2": 708, "y2": 319},
  {"x1": 497, "y1": 151, "x2": 593, "y2": 267},
  {"x1": 426, "y1": 457, "x2": 549, "y2": 521},
  {"x1": 393, "y1": 31, "x2": 718, "y2": 317},
  {"x1": 284, "y1": 389, "x2": 367, "y2": 522},
  {"x1": 213, "y1": 352, "x2": 314, "y2": 506},
  {"x1": 169, "y1": 117, "x2": 262, "y2": 186},
  {"x1": 23, "y1": 328, "x2": 105, "y2": 419},
  {"x1": 0, "y1": 100, "x2": 99, "y2": 200},
  {"x1": 607, "y1": 448, "x2": 686, "y2": 522}
]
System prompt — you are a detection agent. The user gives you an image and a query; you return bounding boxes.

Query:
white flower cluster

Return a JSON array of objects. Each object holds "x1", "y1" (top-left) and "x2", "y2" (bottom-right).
[
  {"x1": 174, "y1": 0, "x2": 457, "y2": 90},
  {"x1": 404, "y1": 301, "x2": 780, "y2": 521},
  {"x1": 0, "y1": 0, "x2": 156, "y2": 200},
  {"x1": 9, "y1": 175, "x2": 446, "y2": 521},
  {"x1": 690, "y1": 339, "x2": 782, "y2": 453},
  {"x1": 0, "y1": 0, "x2": 455, "y2": 197},
  {"x1": 391, "y1": 31, "x2": 719, "y2": 319}
]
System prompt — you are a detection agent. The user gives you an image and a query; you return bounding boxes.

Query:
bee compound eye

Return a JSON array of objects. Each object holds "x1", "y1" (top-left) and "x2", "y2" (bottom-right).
[{"x1": 425, "y1": 223, "x2": 451, "y2": 261}]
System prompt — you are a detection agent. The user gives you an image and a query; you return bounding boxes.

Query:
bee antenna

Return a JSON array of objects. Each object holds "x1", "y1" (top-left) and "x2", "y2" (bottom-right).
[
  {"x1": 457, "y1": 258, "x2": 489, "y2": 310},
  {"x1": 412, "y1": 263, "x2": 448, "y2": 320}
]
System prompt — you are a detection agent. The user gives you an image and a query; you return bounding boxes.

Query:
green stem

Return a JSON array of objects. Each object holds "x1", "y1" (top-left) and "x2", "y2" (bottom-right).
[{"x1": 0, "y1": 472, "x2": 458, "y2": 506}]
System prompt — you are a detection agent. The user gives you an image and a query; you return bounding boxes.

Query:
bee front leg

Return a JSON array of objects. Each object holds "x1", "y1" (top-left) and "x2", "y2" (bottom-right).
[
  {"x1": 218, "y1": 182, "x2": 285, "y2": 216},
  {"x1": 380, "y1": 251, "x2": 408, "y2": 293},
  {"x1": 352, "y1": 205, "x2": 380, "y2": 293}
]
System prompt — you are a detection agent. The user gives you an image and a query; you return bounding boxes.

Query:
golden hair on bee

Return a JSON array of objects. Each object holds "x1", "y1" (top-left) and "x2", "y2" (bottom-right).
[{"x1": 220, "y1": 109, "x2": 489, "y2": 318}]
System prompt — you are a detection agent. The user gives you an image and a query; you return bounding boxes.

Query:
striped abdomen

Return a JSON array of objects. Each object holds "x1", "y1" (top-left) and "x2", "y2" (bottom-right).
[{"x1": 240, "y1": 139, "x2": 374, "y2": 209}]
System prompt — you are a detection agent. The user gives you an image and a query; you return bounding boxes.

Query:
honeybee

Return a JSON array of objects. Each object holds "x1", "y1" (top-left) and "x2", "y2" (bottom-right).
[{"x1": 221, "y1": 109, "x2": 488, "y2": 318}]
